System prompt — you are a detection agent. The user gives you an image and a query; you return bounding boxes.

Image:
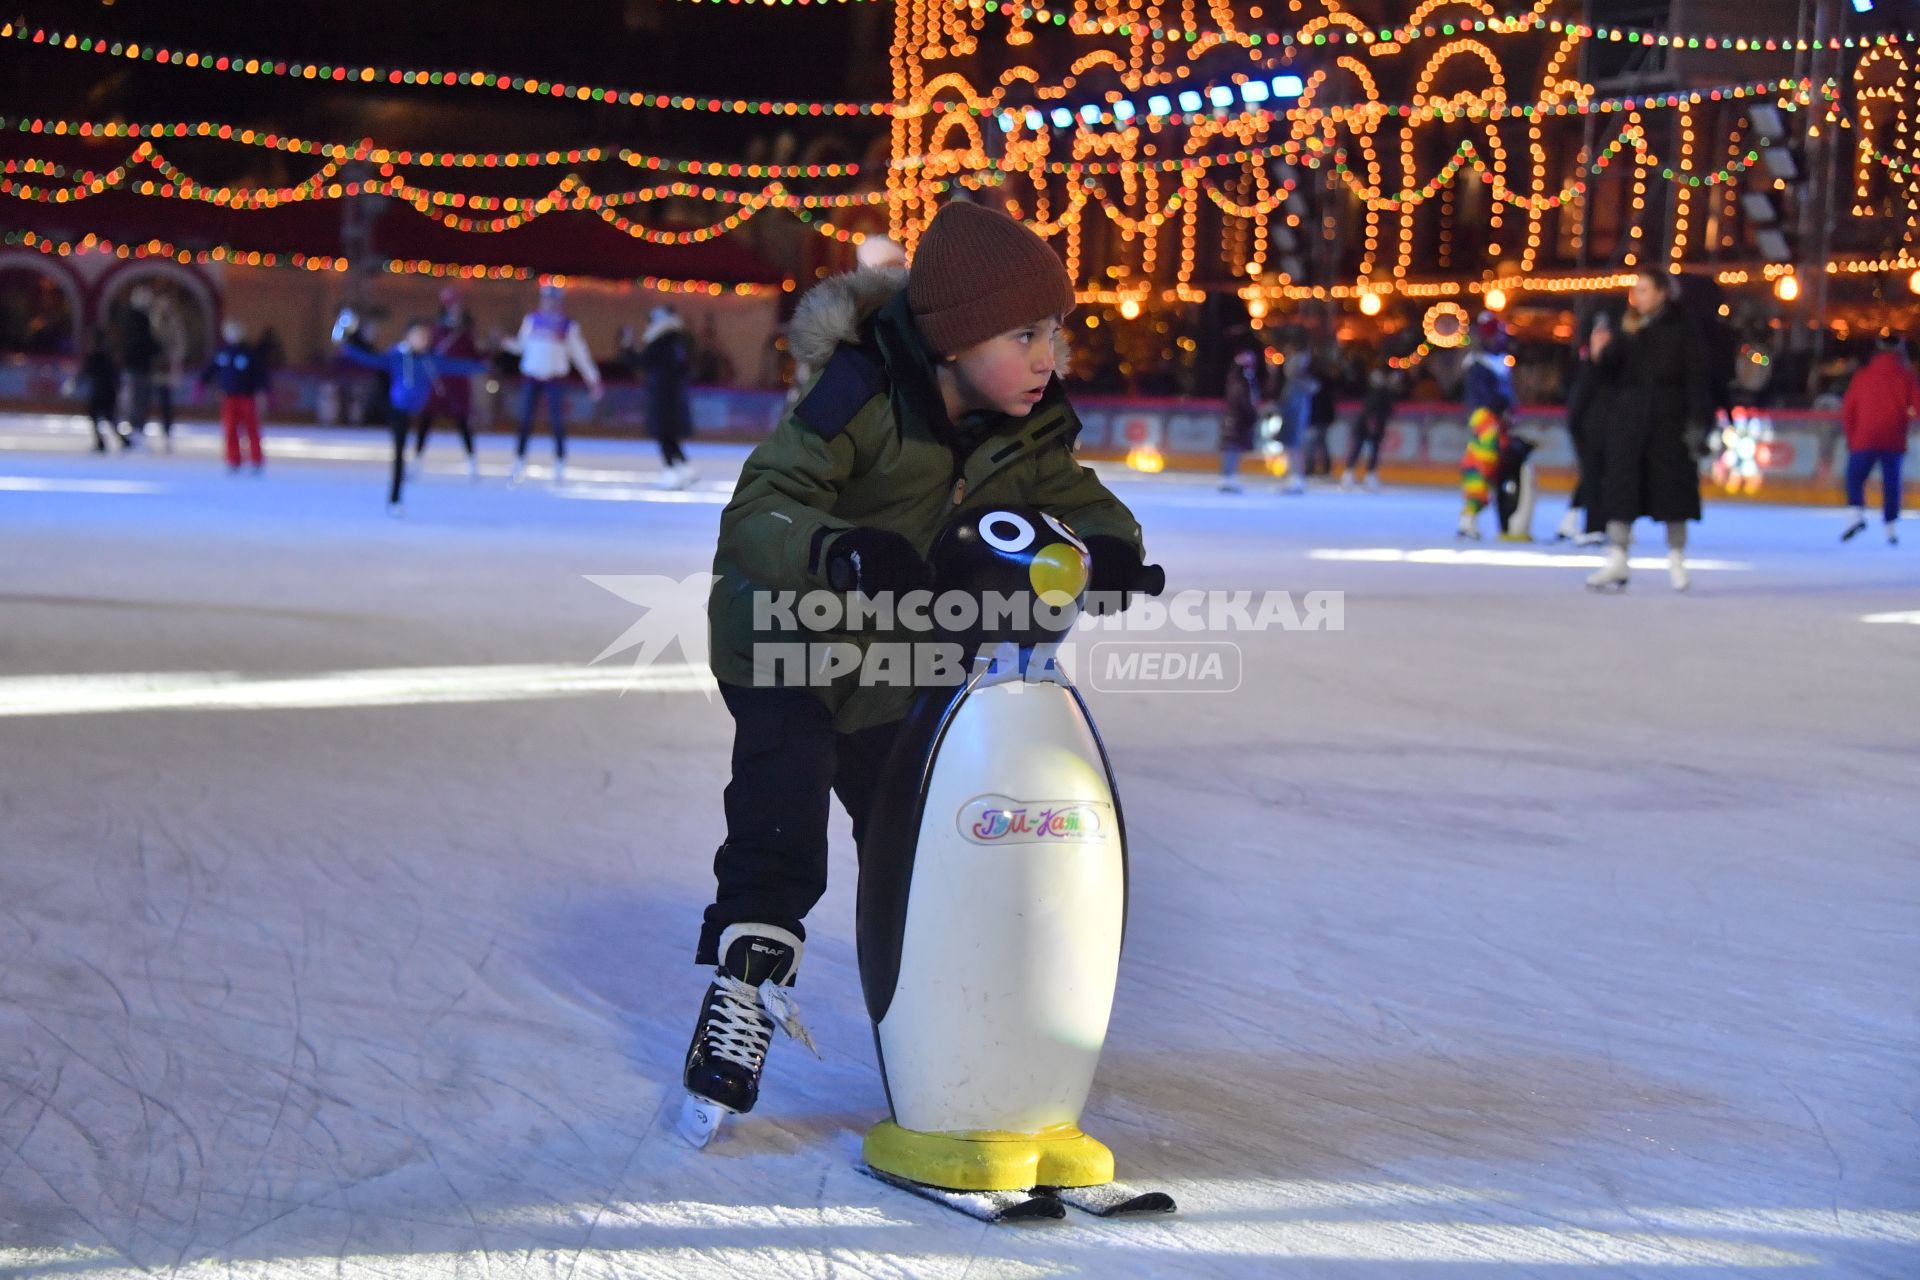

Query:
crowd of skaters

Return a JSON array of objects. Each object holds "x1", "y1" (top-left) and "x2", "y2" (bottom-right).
[
  {"x1": 1218, "y1": 337, "x2": 1408, "y2": 497},
  {"x1": 332, "y1": 283, "x2": 700, "y2": 515},
  {"x1": 69, "y1": 281, "x2": 706, "y2": 517},
  {"x1": 1213, "y1": 268, "x2": 1915, "y2": 590},
  {"x1": 63, "y1": 256, "x2": 1917, "y2": 546}
]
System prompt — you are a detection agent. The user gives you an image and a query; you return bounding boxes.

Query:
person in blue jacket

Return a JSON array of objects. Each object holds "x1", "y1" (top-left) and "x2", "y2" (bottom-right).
[
  {"x1": 198, "y1": 319, "x2": 271, "y2": 472},
  {"x1": 336, "y1": 319, "x2": 490, "y2": 515}
]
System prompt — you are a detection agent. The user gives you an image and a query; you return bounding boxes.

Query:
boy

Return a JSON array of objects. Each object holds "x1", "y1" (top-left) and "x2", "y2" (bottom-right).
[
  {"x1": 336, "y1": 319, "x2": 490, "y2": 514},
  {"x1": 685, "y1": 201, "x2": 1148, "y2": 1126},
  {"x1": 199, "y1": 319, "x2": 269, "y2": 473}
]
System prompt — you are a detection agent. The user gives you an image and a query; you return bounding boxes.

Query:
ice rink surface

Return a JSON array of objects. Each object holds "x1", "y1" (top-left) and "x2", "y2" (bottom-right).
[{"x1": 1, "y1": 416, "x2": 1915, "y2": 1278}]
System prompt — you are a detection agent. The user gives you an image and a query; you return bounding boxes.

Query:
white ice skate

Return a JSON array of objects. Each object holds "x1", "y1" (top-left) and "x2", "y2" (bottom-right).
[
  {"x1": 1668, "y1": 550, "x2": 1690, "y2": 592},
  {"x1": 1587, "y1": 545, "x2": 1630, "y2": 591}
]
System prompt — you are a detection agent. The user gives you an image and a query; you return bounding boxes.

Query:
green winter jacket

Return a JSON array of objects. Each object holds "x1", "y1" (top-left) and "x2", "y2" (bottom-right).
[{"x1": 709, "y1": 268, "x2": 1144, "y2": 732}]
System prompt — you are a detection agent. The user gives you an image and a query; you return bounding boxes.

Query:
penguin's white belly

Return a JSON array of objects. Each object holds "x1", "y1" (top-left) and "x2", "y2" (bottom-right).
[{"x1": 877, "y1": 681, "x2": 1125, "y2": 1135}]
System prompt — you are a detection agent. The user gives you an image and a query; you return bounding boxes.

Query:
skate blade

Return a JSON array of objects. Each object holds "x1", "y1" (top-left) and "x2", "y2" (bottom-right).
[
  {"x1": 858, "y1": 1162, "x2": 1063, "y2": 1223},
  {"x1": 677, "y1": 1094, "x2": 731, "y2": 1148},
  {"x1": 1037, "y1": 1182, "x2": 1178, "y2": 1217}
]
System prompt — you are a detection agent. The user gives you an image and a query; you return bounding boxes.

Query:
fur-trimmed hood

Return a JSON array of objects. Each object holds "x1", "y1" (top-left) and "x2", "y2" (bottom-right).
[{"x1": 787, "y1": 266, "x2": 909, "y2": 373}]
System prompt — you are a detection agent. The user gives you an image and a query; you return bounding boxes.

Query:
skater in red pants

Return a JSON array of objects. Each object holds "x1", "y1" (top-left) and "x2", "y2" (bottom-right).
[{"x1": 199, "y1": 320, "x2": 267, "y2": 472}]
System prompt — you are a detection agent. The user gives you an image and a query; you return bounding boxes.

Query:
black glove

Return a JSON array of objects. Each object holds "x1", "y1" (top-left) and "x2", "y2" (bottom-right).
[
  {"x1": 825, "y1": 527, "x2": 930, "y2": 596},
  {"x1": 1083, "y1": 534, "x2": 1145, "y2": 616}
]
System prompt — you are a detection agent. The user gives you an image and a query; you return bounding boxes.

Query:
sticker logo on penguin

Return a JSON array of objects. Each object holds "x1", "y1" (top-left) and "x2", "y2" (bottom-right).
[{"x1": 959, "y1": 795, "x2": 1113, "y2": 845}]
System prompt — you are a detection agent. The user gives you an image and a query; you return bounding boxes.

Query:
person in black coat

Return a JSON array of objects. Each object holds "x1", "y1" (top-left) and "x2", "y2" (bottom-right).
[
  {"x1": 1555, "y1": 309, "x2": 1616, "y2": 544},
  {"x1": 1219, "y1": 345, "x2": 1264, "y2": 493},
  {"x1": 1342, "y1": 358, "x2": 1399, "y2": 491},
  {"x1": 1583, "y1": 269, "x2": 1712, "y2": 592},
  {"x1": 639, "y1": 305, "x2": 696, "y2": 488},
  {"x1": 118, "y1": 286, "x2": 163, "y2": 447},
  {"x1": 73, "y1": 330, "x2": 127, "y2": 452},
  {"x1": 1305, "y1": 352, "x2": 1338, "y2": 477}
]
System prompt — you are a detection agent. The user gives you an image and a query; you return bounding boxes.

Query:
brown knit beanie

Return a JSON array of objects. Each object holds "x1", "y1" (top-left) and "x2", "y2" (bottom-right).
[{"x1": 907, "y1": 202, "x2": 1076, "y2": 358}]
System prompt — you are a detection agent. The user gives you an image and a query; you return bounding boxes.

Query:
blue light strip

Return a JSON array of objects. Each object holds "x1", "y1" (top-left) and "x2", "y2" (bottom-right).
[{"x1": 994, "y1": 72, "x2": 1306, "y2": 133}]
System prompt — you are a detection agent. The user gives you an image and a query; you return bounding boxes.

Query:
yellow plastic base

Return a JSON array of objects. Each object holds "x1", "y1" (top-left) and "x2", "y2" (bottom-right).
[{"x1": 862, "y1": 1120, "x2": 1114, "y2": 1192}]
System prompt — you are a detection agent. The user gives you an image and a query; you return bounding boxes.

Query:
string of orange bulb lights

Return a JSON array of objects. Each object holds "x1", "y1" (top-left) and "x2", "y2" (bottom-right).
[
  {"x1": 3, "y1": 229, "x2": 788, "y2": 294},
  {"x1": 5, "y1": 3, "x2": 1914, "y2": 303},
  {"x1": 886, "y1": 0, "x2": 1920, "y2": 309}
]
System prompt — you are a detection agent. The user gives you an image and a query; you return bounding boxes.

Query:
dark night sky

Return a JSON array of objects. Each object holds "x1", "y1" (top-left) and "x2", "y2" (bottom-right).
[{"x1": 3, "y1": 0, "x2": 893, "y2": 180}]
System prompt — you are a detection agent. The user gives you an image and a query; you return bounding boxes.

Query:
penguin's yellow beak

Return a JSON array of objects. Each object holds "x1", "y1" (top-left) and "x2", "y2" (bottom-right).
[{"x1": 1029, "y1": 542, "x2": 1089, "y2": 608}]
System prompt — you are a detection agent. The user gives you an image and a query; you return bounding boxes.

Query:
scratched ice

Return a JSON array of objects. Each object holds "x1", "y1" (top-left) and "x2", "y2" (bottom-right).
[{"x1": 0, "y1": 416, "x2": 1914, "y2": 1278}]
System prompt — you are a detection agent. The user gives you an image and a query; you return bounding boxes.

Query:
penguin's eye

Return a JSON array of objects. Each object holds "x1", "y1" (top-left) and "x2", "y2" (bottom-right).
[{"x1": 980, "y1": 511, "x2": 1036, "y2": 553}]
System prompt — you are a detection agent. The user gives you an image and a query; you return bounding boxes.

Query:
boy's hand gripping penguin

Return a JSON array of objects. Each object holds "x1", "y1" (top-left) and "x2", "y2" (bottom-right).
[
  {"x1": 1081, "y1": 534, "x2": 1164, "y2": 615},
  {"x1": 826, "y1": 527, "x2": 933, "y2": 597}
]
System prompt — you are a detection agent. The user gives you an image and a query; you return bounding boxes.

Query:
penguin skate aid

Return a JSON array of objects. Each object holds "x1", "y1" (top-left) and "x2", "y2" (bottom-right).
[
  {"x1": 853, "y1": 507, "x2": 1173, "y2": 1221},
  {"x1": 679, "y1": 203, "x2": 1173, "y2": 1218},
  {"x1": 684, "y1": 502, "x2": 1171, "y2": 1221}
]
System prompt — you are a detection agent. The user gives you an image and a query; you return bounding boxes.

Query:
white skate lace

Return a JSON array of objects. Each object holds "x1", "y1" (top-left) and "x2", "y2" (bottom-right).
[{"x1": 708, "y1": 974, "x2": 819, "y2": 1070}]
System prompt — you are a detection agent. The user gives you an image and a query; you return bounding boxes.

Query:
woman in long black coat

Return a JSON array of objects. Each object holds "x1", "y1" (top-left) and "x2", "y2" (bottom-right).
[
  {"x1": 1583, "y1": 269, "x2": 1712, "y2": 591},
  {"x1": 639, "y1": 306, "x2": 696, "y2": 487}
]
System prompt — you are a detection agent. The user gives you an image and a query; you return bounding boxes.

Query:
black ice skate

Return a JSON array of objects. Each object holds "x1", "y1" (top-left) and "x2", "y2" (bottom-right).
[{"x1": 678, "y1": 922, "x2": 815, "y2": 1147}]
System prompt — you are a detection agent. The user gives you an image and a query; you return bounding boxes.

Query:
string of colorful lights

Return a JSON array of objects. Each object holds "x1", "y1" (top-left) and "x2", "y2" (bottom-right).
[
  {"x1": 5, "y1": 2, "x2": 1914, "y2": 310},
  {"x1": 0, "y1": 20, "x2": 897, "y2": 117},
  {"x1": 3, "y1": 229, "x2": 791, "y2": 294},
  {"x1": 1, "y1": 117, "x2": 867, "y2": 179},
  {"x1": 7, "y1": 15, "x2": 1912, "y2": 121},
  {"x1": 3, "y1": 69, "x2": 1803, "y2": 179},
  {"x1": 979, "y1": 3, "x2": 1916, "y2": 55},
  {"x1": 0, "y1": 144, "x2": 936, "y2": 214}
]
